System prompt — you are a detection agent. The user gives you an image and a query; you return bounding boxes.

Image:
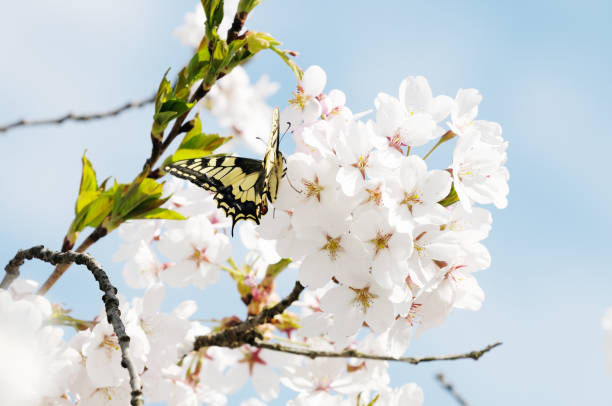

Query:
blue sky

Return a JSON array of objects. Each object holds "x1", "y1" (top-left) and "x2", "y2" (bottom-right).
[{"x1": 1, "y1": 1, "x2": 611, "y2": 404}]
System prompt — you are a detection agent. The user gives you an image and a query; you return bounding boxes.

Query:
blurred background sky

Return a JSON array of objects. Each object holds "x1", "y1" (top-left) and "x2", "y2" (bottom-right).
[{"x1": 1, "y1": 0, "x2": 612, "y2": 404}]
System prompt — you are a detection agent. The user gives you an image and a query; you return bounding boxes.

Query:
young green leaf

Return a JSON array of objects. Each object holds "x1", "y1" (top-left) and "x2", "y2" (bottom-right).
[
  {"x1": 202, "y1": 0, "x2": 224, "y2": 33},
  {"x1": 265, "y1": 258, "x2": 292, "y2": 279},
  {"x1": 237, "y1": 0, "x2": 261, "y2": 14},
  {"x1": 69, "y1": 191, "x2": 114, "y2": 233},
  {"x1": 75, "y1": 152, "x2": 100, "y2": 214},
  {"x1": 245, "y1": 31, "x2": 281, "y2": 53},
  {"x1": 188, "y1": 47, "x2": 212, "y2": 82},
  {"x1": 438, "y1": 183, "x2": 459, "y2": 207},
  {"x1": 154, "y1": 68, "x2": 173, "y2": 113},
  {"x1": 132, "y1": 208, "x2": 186, "y2": 220},
  {"x1": 152, "y1": 99, "x2": 194, "y2": 136},
  {"x1": 116, "y1": 177, "x2": 164, "y2": 219}
]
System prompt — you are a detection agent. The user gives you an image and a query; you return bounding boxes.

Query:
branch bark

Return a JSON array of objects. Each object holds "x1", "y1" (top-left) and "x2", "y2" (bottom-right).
[
  {"x1": 193, "y1": 281, "x2": 305, "y2": 350},
  {"x1": 0, "y1": 94, "x2": 155, "y2": 134},
  {"x1": 226, "y1": 11, "x2": 249, "y2": 43},
  {"x1": 2, "y1": 245, "x2": 144, "y2": 406},
  {"x1": 436, "y1": 373, "x2": 470, "y2": 406},
  {"x1": 252, "y1": 341, "x2": 502, "y2": 365},
  {"x1": 38, "y1": 225, "x2": 108, "y2": 295}
]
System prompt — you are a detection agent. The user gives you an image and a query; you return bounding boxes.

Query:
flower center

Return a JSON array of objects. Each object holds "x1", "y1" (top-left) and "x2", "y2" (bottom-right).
[
  {"x1": 350, "y1": 153, "x2": 370, "y2": 180},
  {"x1": 289, "y1": 85, "x2": 310, "y2": 110},
  {"x1": 363, "y1": 185, "x2": 382, "y2": 206},
  {"x1": 369, "y1": 231, "x2": 393, "y2": 256},
  {"x1": 387, "y1": 130, "x2": 405, "y2": 153},
  {"x1": 189, "y1": 246, "x2": 210, "y2": 267},
  {"x1": 302, "y1": 175, "x2": 324, "y2": 202},
  {"x1": 100, "y1": 333, "x2": 119, "y2": 357},
  {"x1": 350, "y1": 286, "x2": 378, "y2": 314},
  {"x1": 413, "y1": 231, "x2": 427, "y2": 254},
  {"x1": 320, "y1": 235, "x2": 343, "y2": 260},
  {"x1": 400, "y1": 191, "x2": 422, "y2": 208}
]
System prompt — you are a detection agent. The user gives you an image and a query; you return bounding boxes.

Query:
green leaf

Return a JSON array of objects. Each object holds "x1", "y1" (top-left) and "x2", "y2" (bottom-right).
[
  {"x1": 188, "y1": 47, "x2": 212, "y2": 82},
  {"x1": 438, "y1": 183, "x2": 459, "y2": 207},
  {"x1": 79, "y1": 152, "x2": 97, "y2": 193},
  {"x1": 202, "y1": 0, "x2": 224, "y2": 33},
  {"x1": 80, "y1": 193, "x2": 114, "y2": 229},
  {"x1": 125, "y1": 194, "x2": 171, "y2": 220},
  {"x1": 112, "y1": 171, "x2": 152, "y2": 219},
  {"x1": 174, "y1": 67, "x2": 192, "y2": 101},
  {"x1": 206, "y1": 40, "x2": 230, "y2": 84},
  {"x1": 178, "y1": 116, "x2": 202, "y2": 147},
  {"x1": 152, "y1": 99, "x2": 194, "y2": 136},
  {"x1": 75, "y1": 152, "x2": 99, "y2": 214},
  {"x1": 119, "y1": 178, "x2": 164, "y2": 218},
  {"x1": 76, "y1": 190, "x2": 100, "y2": 214},
  {"x1": 169, "y1": 148, "x2": 213, "y2": 162},
  {"x1": 160, "y1": 99, "x2": 193, "y2": 116},
  {"x1": 154, "y1": 68, "x2": 172, "y2": 113},
  {"x1": 245, "y1": 31, "x2": 281, "y2": 53},
  {"x1": 181, "y1": 132, "x2": 223, "y2": 150},
  {"x1": 69, "y1": 192, "x2": 114, "y2": 233},
  {"x1": 265, "y1": 258, "x2": 292, "y2": 278},
  {"x1": 237, "y1": 0, "x2": 261, "y2": 13},
  {"x1": 132, "y1": 208, "x2": 186, "y2": 220}
]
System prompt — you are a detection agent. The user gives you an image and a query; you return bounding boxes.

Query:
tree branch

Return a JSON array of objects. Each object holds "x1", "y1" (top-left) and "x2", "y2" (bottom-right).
[
  {"x1": 226, "y1": 11, "x2": 249, "y2": 43},
  {"x1": 1, "y1": 245, "x2": 144, "y2": 406},
  {"x1": 436, "y1": 373, "x2": 470, "y2": 406},
  {"x1": 193, "y1": 281, "x2": 304, "y2": 350},
  {"x1": 252, "y1": 341, "x2": 502, "y2": 365},
  {"x1": 0, "y1": 94, "x2": 155, "y2": 134},
  {"x1": 38, "y1": 224, "x2": 108, "y2": 295},
  {"x1": 145, "y1": 83, "x2": 208, "y2": 178},
  {"x1": 38, "y1": 84, "x2": 210, "y2": 293}
]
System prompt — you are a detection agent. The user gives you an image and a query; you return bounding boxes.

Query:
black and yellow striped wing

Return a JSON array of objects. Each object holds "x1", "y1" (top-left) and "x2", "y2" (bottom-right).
[
  {"x1": 164, "y1": 155, "x2": 266, "y2": 233},
  {"x1": 164, "y1": 107, "x2": 284, "y2": 235}
]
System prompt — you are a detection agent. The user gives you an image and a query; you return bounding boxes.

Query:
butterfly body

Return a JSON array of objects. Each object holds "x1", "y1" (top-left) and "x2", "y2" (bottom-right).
[{"x1": 164, "y1": 107, "x2": 284, "y2": 234}]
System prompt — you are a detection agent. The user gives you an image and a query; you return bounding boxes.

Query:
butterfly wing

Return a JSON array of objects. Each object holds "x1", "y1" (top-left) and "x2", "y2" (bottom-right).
[
  {"x1": 164, "y1": 156, "x2": 266, "y2": 233},
  {"x1": 263, "y1": 107, "x2": 284, "y2": 203}
]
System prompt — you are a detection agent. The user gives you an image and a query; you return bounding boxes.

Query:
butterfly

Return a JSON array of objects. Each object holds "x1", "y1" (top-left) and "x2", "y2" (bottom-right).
[{"x1": 164, "y1": 107, "x2": 285, "y2": 235}]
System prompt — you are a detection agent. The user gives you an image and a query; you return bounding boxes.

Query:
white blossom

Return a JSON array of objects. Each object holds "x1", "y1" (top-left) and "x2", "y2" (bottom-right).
[{"x1": 0, "y1": 287, "x2": 79, "y2": 406}]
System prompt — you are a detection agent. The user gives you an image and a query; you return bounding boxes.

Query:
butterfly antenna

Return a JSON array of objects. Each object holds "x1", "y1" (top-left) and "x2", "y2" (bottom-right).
[
  {"x1": 285, "y1": 174, "x2": 302, "y2": 194},
  {"x1": 280, "y1": 122, "x2": 292, "y2": 144},
  {"x1": 255, "y1": 136, "x2": 267, "y2": 146}
]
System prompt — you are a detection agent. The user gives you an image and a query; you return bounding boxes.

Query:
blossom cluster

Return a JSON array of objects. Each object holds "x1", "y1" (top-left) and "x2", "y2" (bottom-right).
[
  {"x1": 257, "y1": 65, "x2": 508, "y2": 351},
  {"x1": 107, "y1": 175, "x2": 425, "y2": 405},
  {"x1": 0, "y1": 5, "x2": 510, "y2": 404},
  {"x1": 2, "y1": 63, "x2": 507, "y2": 404}
]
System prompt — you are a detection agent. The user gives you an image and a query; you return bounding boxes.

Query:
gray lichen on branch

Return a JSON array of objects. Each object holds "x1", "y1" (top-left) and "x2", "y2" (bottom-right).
[{"x1": 1, "y1": 245, "x2": 144, "y2": 406}]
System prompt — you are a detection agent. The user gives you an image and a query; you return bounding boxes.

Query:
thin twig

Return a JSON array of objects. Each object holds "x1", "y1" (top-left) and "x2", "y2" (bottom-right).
[
  {"x1": 0, "y1": 94, "x2": 155, "y2": 134},
  {"x1": 193, "y1": 281, "x2": 305, "y2": 350},
  {"x1": 436, "y1": 373, "x2": 470, "y2": 406},
  {"x1": 2, "y1": 246, "x2": 144, "y2": 406},
  {"x1": 252, "y1": 341, "x2": 502, "y2": 365}
]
